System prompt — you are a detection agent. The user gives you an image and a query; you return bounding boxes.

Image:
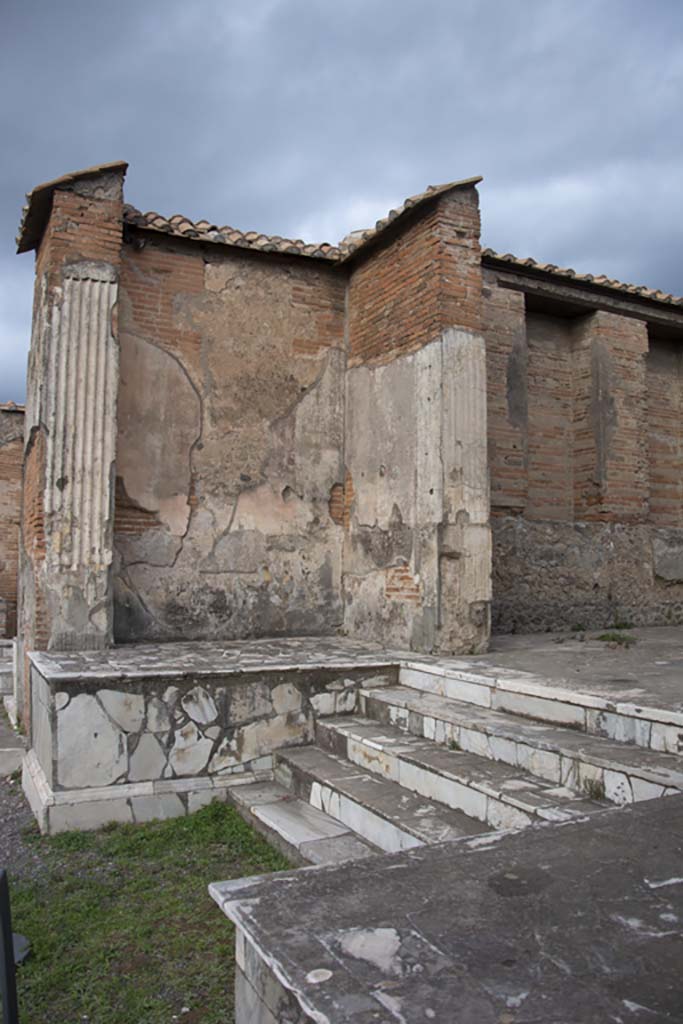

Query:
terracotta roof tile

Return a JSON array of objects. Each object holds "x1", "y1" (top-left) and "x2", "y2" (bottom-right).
[
  {"x1": 121, "y1": 176, "x2": 484, "y2": 266},
  {"x1": 123, "y1": 204, "x2": 343, "y2": 261},
  {"x1": 482, "y1": 247, "x2": 683, "y2": 308},
  {"x1": 22, "y1": 162, "x2": 679, "y2": 312}
]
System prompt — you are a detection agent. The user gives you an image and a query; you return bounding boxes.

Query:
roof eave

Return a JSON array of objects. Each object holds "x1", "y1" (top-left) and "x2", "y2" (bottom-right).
[
  {"x1": 340, "y1": 175, "x2": 483, "y2": 264},
  {"x1": 16, "y1": 160, "x2": 128, "y2": 255},
  {"x1": 482, "y1": 249, "x2": 683, "y2": 312}
]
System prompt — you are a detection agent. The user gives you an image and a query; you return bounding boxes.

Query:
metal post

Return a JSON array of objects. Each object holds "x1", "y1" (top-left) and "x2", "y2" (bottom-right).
[{"x1": 0, "y1": 870, "x2": 19, "y2": 1024}]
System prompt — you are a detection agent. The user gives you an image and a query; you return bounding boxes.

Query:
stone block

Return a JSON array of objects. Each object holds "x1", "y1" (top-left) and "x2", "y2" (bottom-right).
[{"x1": 57, "y1": 693, "x2": 127, "y2": 788}]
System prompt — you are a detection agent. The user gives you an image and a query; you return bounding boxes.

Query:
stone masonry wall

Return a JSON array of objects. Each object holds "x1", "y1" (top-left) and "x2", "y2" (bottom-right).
[
  {"x1": 114, "y1": 235, "x2": 347, "y2": 641},
  {"x1": 0, "y1": 406, "x2": 24, "y2": 638},
  {"x1": 484, "y1": 269, "x2": 683, "y2": 633}
]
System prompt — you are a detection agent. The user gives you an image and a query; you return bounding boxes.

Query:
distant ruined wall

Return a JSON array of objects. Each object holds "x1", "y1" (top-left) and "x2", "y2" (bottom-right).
[
  {"x1": 343, "y1": 188, "x2": 491, "y2": 653},
  {"x1": 113, "y1": 236, "x2": 347, "y2": 641},
  {"x1": 0, "y1": 406, "x2": 24, "y2": 638},
  {"x1": 484, "y1": 268, "x2": 683, "y2": 632}
]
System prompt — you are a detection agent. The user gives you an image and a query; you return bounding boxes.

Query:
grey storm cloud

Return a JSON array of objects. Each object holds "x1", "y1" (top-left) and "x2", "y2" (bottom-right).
[{"x1": 2, "y1": 0, "x2": 682, "y2": 402}]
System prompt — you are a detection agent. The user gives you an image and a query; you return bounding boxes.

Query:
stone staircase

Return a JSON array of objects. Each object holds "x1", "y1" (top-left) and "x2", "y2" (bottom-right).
[{"x1": 228, "y1": 662, "x2": 683, "y2": 866}]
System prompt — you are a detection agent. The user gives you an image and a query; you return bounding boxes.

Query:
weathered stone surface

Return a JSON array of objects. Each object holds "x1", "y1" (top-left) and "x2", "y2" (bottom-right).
[
  {"x1": 492, "y1": 518, "x2": 683, "y2": 633},
  {"x1": 168, "y1": 722, "x2": 213, "y2": 776},
  {"x1": 98, "y1": 689, "x2": 145, "y2": 732},
  {"x1": 271, "y1": 682, "x2": 302, "y2": 715},
  {"x1": 653, "y1": 533, "x2": 683, "y2": 583},
  {"x1": 211, "y1": 796, "x2": 683, "y2": 1024},
  {"x1": 57, "y1": 694, "x2": 126, "y2": 788},
  {"x1": 147, "y1": 696, "x2": 171, "y2": 732},
  {"x1": 181, "y1": 686, "x2": 217, "y2": 725},
  {"x1": 129, "y1": 733, "x2": 167, "y2": 782}
]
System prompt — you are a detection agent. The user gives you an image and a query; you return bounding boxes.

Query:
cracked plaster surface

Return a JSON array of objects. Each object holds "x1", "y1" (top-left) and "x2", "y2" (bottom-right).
[{"x1": 114, "y1": 249, "x2": 345, "y2": 644}]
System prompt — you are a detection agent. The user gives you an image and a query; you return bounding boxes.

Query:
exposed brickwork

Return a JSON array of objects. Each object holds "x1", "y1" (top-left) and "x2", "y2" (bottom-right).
[
  {"x1": 526, "y1": 313, "x2": 574, "y2": 521},
  {"x1": 113, "y1": 477, "x2": 161, "y2": 535},
  {"x1": 119, "y1": 242, "x2": 205, "y2": 382},
  {"x1": 348, "y1": 188, "x2": 481, "y2": 369},
  {"x1": 384, "y1": 563, "x2": 422, "y2": 603},
  {"x1": 0, "y1": 411, "x2": 23, "y2": 637},
  {"x1": 437, "y1": 189, "x2": 482, "y2": 335},
  {"x1": 23, "y1": 430, "x2": 46, "y2": 566},
  {"x1": 291, "y1": 274, "x2": 346, "y2": 356},
  {"x1": 647, "y1": 337, "x2": 682, "y2": 527},
  {"x1": 483, "y1": 272, "x2": 527, "y2": 514},
  {"x1": 482, "y1": 268, "x2": 683, "y2": 631},
  {"x1": 35, "y1": 190, "x2": 123, "y2": 282},
  {"x1": 328, "y1": 483, "x2": 344, "y2": 526},
  {"x1": 574, "y1": 311, "x2": 649, "y2": 523},
  {"x1": 329, "y1": 471, "x2": 356, "y2": 529}
]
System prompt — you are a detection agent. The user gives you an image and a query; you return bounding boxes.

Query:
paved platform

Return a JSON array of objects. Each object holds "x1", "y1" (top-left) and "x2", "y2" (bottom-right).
[
  {"x1": 30, "y1": 636, "x2": 395, "y2": 683},
  {"x1": 483, "y1": 627, "x2": 683, "y2": 715},
  {"x1": 31, "y1": 628, "x2": 683, "y2": 719},
  {"x1": 211, "y1": 795, "x2": 683, "y2": 1023}
]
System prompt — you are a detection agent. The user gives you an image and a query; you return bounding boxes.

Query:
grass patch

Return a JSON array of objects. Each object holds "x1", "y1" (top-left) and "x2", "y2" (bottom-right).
[
  {"x1": 595, "y1": 631, "x2": 637, "y2": 647},
  {"x1": 447, "y1": 739, "x2": 461, "y2": 751},
  {"x1": 9, "y1": 800, "x2": 290, "y2": 1024}
]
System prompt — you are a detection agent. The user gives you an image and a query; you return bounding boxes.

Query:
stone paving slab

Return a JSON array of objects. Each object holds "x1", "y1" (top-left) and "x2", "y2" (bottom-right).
[
  {"x1": 29, "y1": 637, "x2": 397, "y2": 683},
  {"x1": 210, "y1": 794, "x2": 683, "y2": 1024},
  {"x1": 482, "y1": 627, "x2": 683, "y2": 715}
]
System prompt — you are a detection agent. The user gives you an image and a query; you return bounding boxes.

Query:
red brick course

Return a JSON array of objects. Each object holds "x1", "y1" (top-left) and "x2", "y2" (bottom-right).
[
  {"x1": 348, "y1": 188, "x2": 481, "y2": 369},
  {"x1": 0, "y1": 434, "x2": 22, "y2": 636}
]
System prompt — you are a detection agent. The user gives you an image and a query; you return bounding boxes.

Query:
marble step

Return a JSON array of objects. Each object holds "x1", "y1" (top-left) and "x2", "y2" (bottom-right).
[
  {"x1": 316, "y1": 716, "x2": 605, "y2": 829},
  {"x1": 399, "y1": 662, "x2": 683, "y2": 755},
  {"x1": 274, "y1": 745, "x2": 487, "y2": 853},
  {"x1": 227, "y1": 780, "x2": 377, "y2": 866},
  {"x1": 360, "y1": 685, "x2": 683, "y2": 805}
]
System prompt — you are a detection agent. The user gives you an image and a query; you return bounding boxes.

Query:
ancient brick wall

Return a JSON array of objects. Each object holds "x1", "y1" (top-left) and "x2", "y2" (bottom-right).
[
  {"x1": 484, "y1": 270, "x2": 683, "y2": 632},
  {"x1": 647, "y1": 337, "x2": 683, "y2": 527},
  {"x1": 0, "y1": 406, "x2": 24, "y2": 638},
  {"x1": 114, "y1": 234, "x2": 347, "y2": 641},
  {"x1": 344, "y1": 187, "x2": 491, "y2": 653}
]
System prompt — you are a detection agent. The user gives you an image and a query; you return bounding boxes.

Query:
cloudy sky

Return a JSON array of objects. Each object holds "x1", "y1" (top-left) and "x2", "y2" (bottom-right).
[{"x1": 2, "y1": 0, "x2": 682, "y2": 403}]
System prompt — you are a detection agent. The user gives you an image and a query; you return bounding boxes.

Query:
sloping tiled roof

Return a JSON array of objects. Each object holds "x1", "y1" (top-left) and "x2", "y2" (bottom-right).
[
  {"x1": 122, "y1": 205, "x2": 342, "y2": 260},
  {"x1": 16, "y1": 161, "x2": 128, "y2": 254},
  {"x1": 17, "y1": 162, "x2": 683, "y2": 310},
  {"x1": 338, "y1": 177, "x2": 483, "y2": 258},
  {"x1": 122, "y1": 177, "x2": 484, "y2": 264},
  {"x1": 482, "y1": 248, "x2": 683, "y2": 308}
]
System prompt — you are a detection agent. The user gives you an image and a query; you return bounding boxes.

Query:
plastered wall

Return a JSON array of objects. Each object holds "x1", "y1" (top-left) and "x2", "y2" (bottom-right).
[{"x1": 114, "y1": 238, "x2": 347, "y2": 641}]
